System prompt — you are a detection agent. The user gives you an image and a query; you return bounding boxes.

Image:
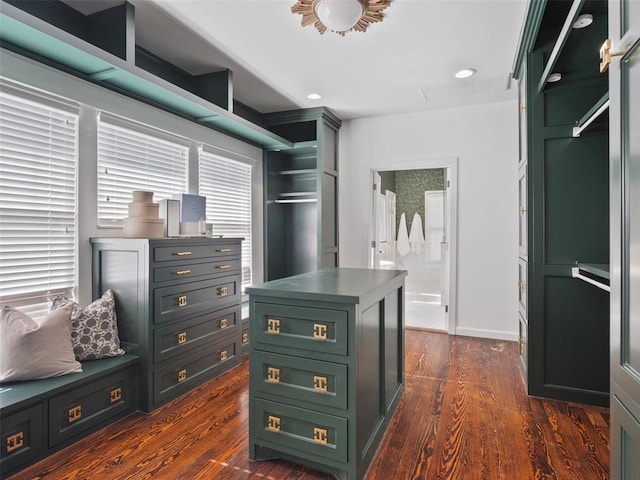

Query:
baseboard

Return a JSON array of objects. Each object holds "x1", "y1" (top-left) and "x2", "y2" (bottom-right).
[{"x1": 453, "y1": 326, "x2": 518, "y2": 342}]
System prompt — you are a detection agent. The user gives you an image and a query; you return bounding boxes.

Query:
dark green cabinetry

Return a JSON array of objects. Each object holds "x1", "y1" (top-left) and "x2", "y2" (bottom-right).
[
  {"x1": 263, "y1": 108, "x2": 341, "y2": 281},
  {"x1": 91, "y1": 237, "x2": 242, "y2": 412},
  {"x1": 0, "y1": 355, "x2": 138, "y2": 477},
  {"x1": 247, "y1": 268, "x2": 407, "y2": 480},
  {"x1": 514, "y1": 0, "x2": 610, "y2": 406}
]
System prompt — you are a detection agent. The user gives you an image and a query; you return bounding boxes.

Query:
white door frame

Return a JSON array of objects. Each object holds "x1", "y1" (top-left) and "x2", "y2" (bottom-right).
[{"x1": 369, "y1": 157, "x2": 458, "y2": 335}]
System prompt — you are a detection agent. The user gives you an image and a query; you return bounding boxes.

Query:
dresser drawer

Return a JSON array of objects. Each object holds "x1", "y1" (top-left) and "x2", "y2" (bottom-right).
[
  {"x1": 0, "y1": 404, "x2": 43, "y2": 474},
  {"x1": 154, "y1": 306, "x2": 239, "y2": 363},
  {"x1": 154, "y1": 276, "x2": 240, "y2": 324},
  {"x1": 253, "y1": 303, "x2": 348, "y2": 356},
  {"x1": 251, "y1": 351, "x2": 347, "y2": 410},
  {"x1": 153, "y1": 338, "x2": 239, "y2": 406},
  {"x1": 48, "y1": 366, "x2": 137, "y2": 448},
  {"x1": 154, "y1": 243, "x2": 240, "y2": 263},
  {"x1": 153, "y1": 259, "x2": 241, "y2": 284},
  {"x1": 254, "y1": 397, "x2": 347, "y2": 463}
]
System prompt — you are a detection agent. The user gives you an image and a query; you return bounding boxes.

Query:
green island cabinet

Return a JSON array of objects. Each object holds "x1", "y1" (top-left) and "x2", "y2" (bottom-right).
[
  {"x1": 513, "y1": 0, "x2": 610, "y2": 407},
  {"x1": 247, "y1": 268, "x2": 407, "y2": 480},
  {"x1": 91, "y1": 237, "x2": 244, "y2": 412},
  {"x1": 263, "y1": 108, "x2": 341, "y2": 281}
]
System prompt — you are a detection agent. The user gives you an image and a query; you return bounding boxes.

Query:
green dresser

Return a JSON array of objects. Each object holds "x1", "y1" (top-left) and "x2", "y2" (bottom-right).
[
  {"x1": 91, "y1": 237, "x2": 243, "y2": 412},
  {"x1": 247, "y1": 268, "x2": 407, "y2": 480}
]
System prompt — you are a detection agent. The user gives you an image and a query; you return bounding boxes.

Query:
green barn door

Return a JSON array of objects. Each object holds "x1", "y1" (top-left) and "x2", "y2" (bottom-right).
[{"x1": 609, "y1": 0, "x2": 640, "y2": 478}]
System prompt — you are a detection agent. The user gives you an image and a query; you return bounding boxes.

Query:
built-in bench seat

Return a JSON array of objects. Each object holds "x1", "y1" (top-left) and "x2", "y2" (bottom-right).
[{"x1": 0, "y1": 355, "x2": 139, "y2": 477}]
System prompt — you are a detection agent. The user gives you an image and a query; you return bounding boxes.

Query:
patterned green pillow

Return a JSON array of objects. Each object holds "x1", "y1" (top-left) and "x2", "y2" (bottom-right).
[{"x1": 51, "y1": 290, "x2": 125, "y2": 361}]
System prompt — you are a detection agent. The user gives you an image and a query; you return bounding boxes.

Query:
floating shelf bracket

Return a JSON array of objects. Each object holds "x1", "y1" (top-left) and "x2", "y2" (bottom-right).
[{"x1": 573, "y1": 93, "x2": 609, "y2": 137}]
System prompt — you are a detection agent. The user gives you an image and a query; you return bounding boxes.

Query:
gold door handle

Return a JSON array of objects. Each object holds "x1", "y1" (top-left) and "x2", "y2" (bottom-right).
[
  {"x1": 6, "y1": 432, "x2": 24, "y2": 453},
  {"x1": 520, "y1": 282, "x2": 526, "y2": 294},
  {"x1": 177, "y1": 331, "x2": 187, "y2": 344},
  {"x1": 242, "y1": 332, "x2": 249, "y2": 343},
  {"x1": 217, "y1": 286, "x2": 229, "y2": 296},
  {"x1": 109, "y1": 387, "x2": 122, "y2": 403},
  {"x1": 267, "y1": 367, "x2": 280, "y2": 383},
  {"x1": 313, "y1": 427, "x2": 328, "y2": 445},
  {"x1": 176, "y1": 295, "x2": 188, "y2": 307},
  {"x1": 217, "y1": 248, "x2": 232, "y2": 253},
  {"x1": 216, "y1": 264, "x2": 231, "y2": 270},
  {"x1": 220, "y1": 318, "x2": 228, "y2": 329},
  {"x1": 313, "y1": 323, "x2": 328, "y2": 340},
  {"x1": 519, "y1": 206, "x2": 527, "y2": 216},
  {"x1": 174, "y1": 270, "x2": 191, "y2": 276},
  {"x1": 267, "y1": 415, "x2": 280, "y2": 432},
  {"x1": 600, "y1": 38, "x2": 627, "y2": 73},
  {"x1": 174, "y1": 251, "x2": 192, "y2": 256},
  {"x1": 219, "y1": 350, "x2": 228, "y2": 361},
  {"x1": 178, "y1": 369, "x2": 187, "y2": 382},
  {"x1": 313, "y1": 375, "x2": 328, "y2": 392},
  {"x1": 519, "y1": 104, "x2": 526, "y2": 113},
  {"x1": 267, "y1": 318, "x2": 280, "y2": 334},
  {"x1": 68, "y1": 405, "x2": 82, "y2": 423}
]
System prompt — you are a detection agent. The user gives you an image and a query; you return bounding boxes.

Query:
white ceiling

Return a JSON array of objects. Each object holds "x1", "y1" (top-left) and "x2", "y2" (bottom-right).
[{"x1": 67, "y1": 0, "x2": 529, "y2": 120}]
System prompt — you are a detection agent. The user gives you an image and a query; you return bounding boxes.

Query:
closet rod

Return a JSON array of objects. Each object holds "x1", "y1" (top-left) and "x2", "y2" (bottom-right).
[{"x1": 571, "y1": 267, "x2": 610, "y2": 292}]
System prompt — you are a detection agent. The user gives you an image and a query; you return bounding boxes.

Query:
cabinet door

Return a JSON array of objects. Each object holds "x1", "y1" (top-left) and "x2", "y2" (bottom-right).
[
  {"x1": 518, "y1": 162, "x2": 528, "y2": 259},
  {"x1": 609, "y1": 1, "x2": 640, "y2": 477},
  {"x1": 518, "y1": 62, "x2": 527, "y2": 164}
]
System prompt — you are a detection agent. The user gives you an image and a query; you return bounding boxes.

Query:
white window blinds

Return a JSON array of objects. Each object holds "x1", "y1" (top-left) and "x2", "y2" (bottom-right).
[
  {"x1": 0, "y1": 83, "x2": 78, "y2": 314},
  {"x1": 97, "y1": 115, "x2": 188, "y2": 226},
  {"x1": 199, "y1": 150, "x2": 252, "y2": 289}
]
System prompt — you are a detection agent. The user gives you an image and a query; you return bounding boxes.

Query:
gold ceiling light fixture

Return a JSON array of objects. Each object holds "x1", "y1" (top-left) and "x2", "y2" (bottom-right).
[{"x1": 292, "y1": 0, "x2": 391, "y2": 36}]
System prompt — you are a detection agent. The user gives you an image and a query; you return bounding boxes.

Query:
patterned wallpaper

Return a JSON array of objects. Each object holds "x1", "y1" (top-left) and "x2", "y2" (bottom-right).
[{"x1": 394, "y1": 168, "x2": 445, "y2": 236}]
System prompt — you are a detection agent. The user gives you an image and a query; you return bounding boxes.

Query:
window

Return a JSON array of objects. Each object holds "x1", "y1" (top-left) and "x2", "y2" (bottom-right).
[
  {"x1": 97, "y1": 114, "x2": 188, "y2": 226},
  {"x1": 199, "y1": 149, "x2": 252, "y2": 290},
  {"x1": 0, "y1": 81, "x2": 78, "y2": 318},
  {"x1": 425, "y1": 190, "x2": 444, "y2": 262}
]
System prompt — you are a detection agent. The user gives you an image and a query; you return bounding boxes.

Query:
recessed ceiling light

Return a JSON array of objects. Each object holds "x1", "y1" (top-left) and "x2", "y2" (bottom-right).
[
  {"x1": 548, "y1": 72, "x2": 562, "y2": 82},
  {"x1": 454, "y1": 68, "x2": 476, "y2": 79},
  {"x1": 573, "y1": 13, "x2": 593, "y2": 29},
  {"x1": 307, "y1": 93, "x2": 322, "y2": 100}
]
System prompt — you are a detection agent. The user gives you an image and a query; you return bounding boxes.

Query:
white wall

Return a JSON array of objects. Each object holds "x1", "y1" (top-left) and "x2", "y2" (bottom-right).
[{"x1": 339, "y1": 101, "x2": 519, "y2": 340}]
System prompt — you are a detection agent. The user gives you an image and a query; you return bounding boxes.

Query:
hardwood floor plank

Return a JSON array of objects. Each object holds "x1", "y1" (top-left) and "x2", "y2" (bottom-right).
[{"x1": 8, "y1": 331, "x2": 609, "y2": 480}]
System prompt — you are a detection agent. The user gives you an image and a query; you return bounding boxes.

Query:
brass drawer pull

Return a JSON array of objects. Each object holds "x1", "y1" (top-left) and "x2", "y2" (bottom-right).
[
  {"x1": 174, "y1": 270, "x2": 192, "y2": 276},
  {"x1": 220, "y1": 350, "x2": 228, "y2": 361},
  {"x1": 177, "y1": 332, "x2": 187, "y2": 344},
  {"x1": 176, "y1": 295, "x2": 187, "y2": 307},
  {"x1": 267, "y1": 318, "x2": 280, "y2": 334},
  {"x1": 220, "y1": 318, "x2": 228, "y2": 329},
  {"x1": 313, "y1": 375, "x2": 328, "y2": 392},
  {"x1": 178, "y1": 369, "x2": 187, "y2": 382},
  {"x1": 6, "y1": 432, "x2": 24, "y2": 453},
  {"x1": 242, "y1": 332, "x2": 249, "y2": 343},
  {"x1": 267, "y1": 415, "x2": 280, "y2": 432},
  {"x1": 68, "y1": 405, "x2": 82, "y2": 423},
  {"x1": 174, "y1": 251, "x2": 192, "y2": 256},
  {"x1": 110, "y1": 387, "x2": 122, "y2": 403},
  {"x1": 216, "y1": 264, "x2": 231, "y2": 270},
  {"x1": 267, "y1": 367, "x2": 280, "y2": 383},
  {"x1": 313, "y1": 323, "x2": 328, "y2": 340},
  {"x1": 217, "y1": 286, "x2": 229, "y2": 297},
  {"x1": 313, "y1": 427, "x2": 328, "y2": 445},
  {"x1": 519, "y1": 206, "x2": 527, "y2": 216},
  {"x1": 217, "y1": 248, "x2": 232, "y2": 253}
]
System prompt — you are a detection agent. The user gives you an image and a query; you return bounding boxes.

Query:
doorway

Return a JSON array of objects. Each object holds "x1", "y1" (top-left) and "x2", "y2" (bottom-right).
[{"x1": 371, "y1": 163, "x2": 456, "y2": 333}]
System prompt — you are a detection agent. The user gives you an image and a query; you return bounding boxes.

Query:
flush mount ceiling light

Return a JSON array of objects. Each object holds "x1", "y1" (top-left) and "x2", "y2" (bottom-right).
[
  {"x1": 292, "y1": 0, "x2": 391, "y2": 36},
  {"x1": 454, "y1": 68, "x2": 477, "y2": 79},
  {"x1": 548, "y1": 72, "x2": 562, "y2": 82},
  {"x1": 573, "y1": 13, "x2": 593, "y2": 29},
  {"x1": 307, "y1": 93, "x2": 322, "y2": 99}
]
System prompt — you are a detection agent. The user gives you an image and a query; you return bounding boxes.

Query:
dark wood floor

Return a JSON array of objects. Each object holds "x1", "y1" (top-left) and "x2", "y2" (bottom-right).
[{"x1": 9, "y1": 330, "x2": 610, "y2": 480}]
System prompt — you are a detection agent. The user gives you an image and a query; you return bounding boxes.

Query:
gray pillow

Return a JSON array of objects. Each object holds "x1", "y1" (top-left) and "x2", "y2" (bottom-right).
[
  {"x1": 0, "y1": 305, "x2": 82, "y2": 383},
  {"x1": 51, "y1": 290, "x2": 125, "y2": 361}
]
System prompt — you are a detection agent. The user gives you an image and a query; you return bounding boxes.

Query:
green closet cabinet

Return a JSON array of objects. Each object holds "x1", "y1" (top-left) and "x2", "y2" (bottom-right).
[
  {"x1": 262, "y1": 107, "x2": 341, "y2": 281},
  {"x1": 514, "y1": 0, "x2": 610, "y2": 407},
  {"x1": 91, "y1": 237, "x2": 243, "y2": 412}
]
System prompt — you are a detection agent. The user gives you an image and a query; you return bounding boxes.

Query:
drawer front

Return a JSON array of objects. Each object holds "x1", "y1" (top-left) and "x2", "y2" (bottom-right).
[
  {"x1": 154, "y1": 306, "x2": 239, "y2": 363},
  {"x1": 253, "y1": 303, "x2": 348, "y2": 356},
  {"x1": 251, "y1": 351, "x2": 347, "y2": 410},
  {"x1": 253, "y1": 397, "x2": 347, "y2": 463},
  {"x1": 153, "y1": 259, "x2": 241, "y2": 283},
  {"x1": 154, "y1": 243, "x2": 240, "y2": 263},
  {"x1": 154, "y1": 338, "x2": 239, "y2": 406},
  {"x1": 49, "y1": 366, "x2": 137, "y2": 448},
  {"x1": 0, "y1": 404, "x2": 43, "y2": 475},
  {"x1": 154, "y1": 276, "x2": 240, "y2": 325}
]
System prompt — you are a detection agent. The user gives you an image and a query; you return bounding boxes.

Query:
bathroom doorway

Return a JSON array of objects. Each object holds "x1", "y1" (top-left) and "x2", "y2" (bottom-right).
[{"x1": 371, "y1": 164, "x2": 456, "y2": 333}]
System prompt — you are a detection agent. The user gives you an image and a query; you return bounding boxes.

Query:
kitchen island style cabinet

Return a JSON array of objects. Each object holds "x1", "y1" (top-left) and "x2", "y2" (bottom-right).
[
  {"x1": 247, "y1": 268, "x2": 407, "y2": 480},
  {"x1": 91, "y1": 237, "x2": 243, "y2": 412}
]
